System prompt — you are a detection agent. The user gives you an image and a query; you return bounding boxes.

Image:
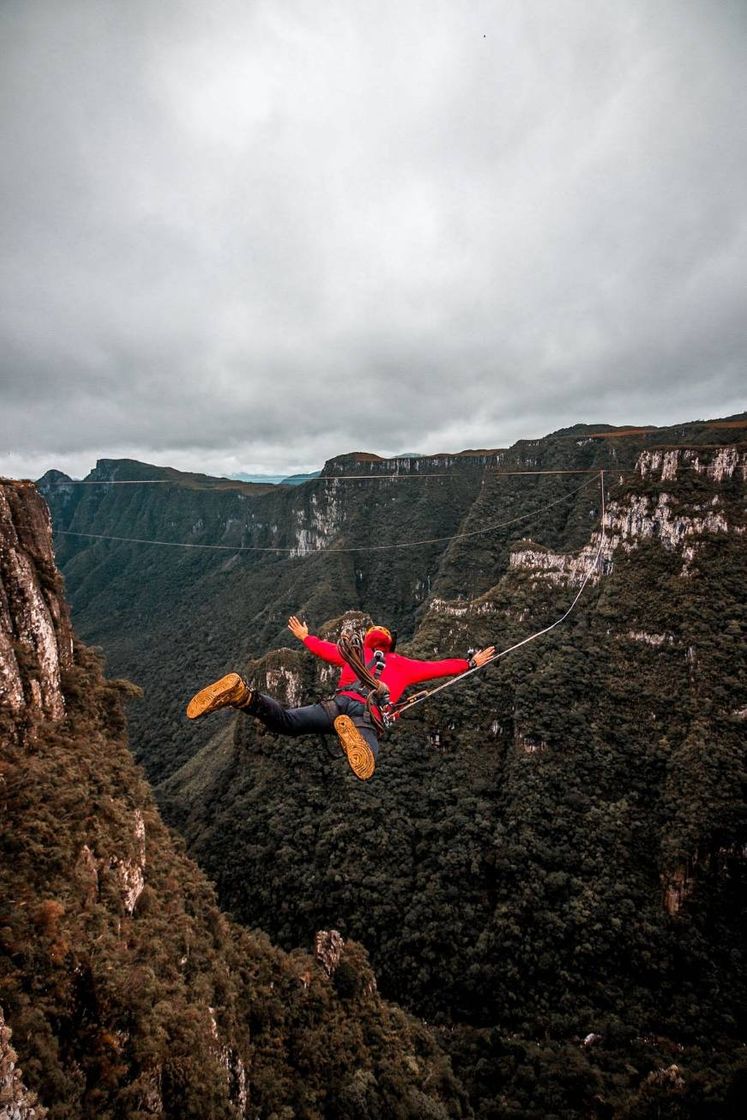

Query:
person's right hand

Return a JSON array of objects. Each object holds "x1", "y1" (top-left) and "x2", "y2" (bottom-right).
[{"x1": 288, "y1": 615, "x2": 309, "y2": 641}]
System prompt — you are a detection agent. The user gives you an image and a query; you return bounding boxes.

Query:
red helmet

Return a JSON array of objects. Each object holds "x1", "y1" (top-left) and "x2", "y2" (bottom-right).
[{"x1": 364, "y1": 625, "x2": 394, "y2": 651}]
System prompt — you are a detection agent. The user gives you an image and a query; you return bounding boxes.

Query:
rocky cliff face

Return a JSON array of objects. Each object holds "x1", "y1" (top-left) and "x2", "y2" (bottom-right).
[
  {"x1": 0, "y1": 479, "x2": 468, "y2": 1119},
  {"x1": 0, "y1": 1007, "x2": 45, "y2": 1120},
  {"x1": 466, "y1": 446, "x2": 746, "y2": 593},
  {"x1": 0, "y1": 482, "x2": 72, "y2": 736}
]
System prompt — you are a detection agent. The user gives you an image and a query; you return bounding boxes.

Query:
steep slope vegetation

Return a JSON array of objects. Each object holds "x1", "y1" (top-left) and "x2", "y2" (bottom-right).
[{"x1": 0, "y1": 480, "x2": 469, "y2": 1119}]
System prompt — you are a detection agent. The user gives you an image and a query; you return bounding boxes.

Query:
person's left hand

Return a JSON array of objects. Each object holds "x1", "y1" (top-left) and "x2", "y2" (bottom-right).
[
  {"x1": 288, "y1": 615, "x2": 309, "y2": 641},
  {"x1": 471, "y1": 646, "x2": 495, "y2": 668}
]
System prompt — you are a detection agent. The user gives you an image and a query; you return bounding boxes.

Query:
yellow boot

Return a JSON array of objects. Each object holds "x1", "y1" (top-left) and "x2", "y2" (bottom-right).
[
  {"x1": 186, "y1": 673, "x2": 253, "y2": 720},
  {"x1": 334, "y1": 715, "x2": 376, "y2": 780}
]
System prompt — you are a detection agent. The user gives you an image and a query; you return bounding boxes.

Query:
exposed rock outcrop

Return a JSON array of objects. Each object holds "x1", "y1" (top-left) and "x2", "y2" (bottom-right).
[
  {"x1": 0, "y1": 1008, "x2": 46, "y2": 1120},
  {"x1": 508, "y1": 446, "x2": 744, "y2": 586},
  {"x1": 0, "y1": 481, "x2": 73, "y2": 736},
  {"x1": 110, "y1": 808, "x2": 147, "y2": 915},
  {"x1": 661, "y1": 864, "x2": 695, "y2": 916},
  {"x1": 637, "y1": 446, "x2": 745, "y2": 483},
  {"x1": 315, "y1": 929, "x2": 345, "y2": 976}
]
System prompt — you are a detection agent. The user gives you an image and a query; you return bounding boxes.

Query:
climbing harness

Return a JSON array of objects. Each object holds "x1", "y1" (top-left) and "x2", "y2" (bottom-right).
[
  {"x1": 334, "y1": 629, "x2": 391, "y2": 734},
  {"x1": 390, "y1": 471, "x2": 608, "y2": 721}
]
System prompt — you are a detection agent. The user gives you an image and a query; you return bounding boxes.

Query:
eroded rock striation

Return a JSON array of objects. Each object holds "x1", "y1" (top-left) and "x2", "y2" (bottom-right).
[
  {"x1": 0, "y1": 481, "x2": 72, "y2": 735},
  {"x1": 0, "y1": 1007, "x2": 45, "y2": 1120}
]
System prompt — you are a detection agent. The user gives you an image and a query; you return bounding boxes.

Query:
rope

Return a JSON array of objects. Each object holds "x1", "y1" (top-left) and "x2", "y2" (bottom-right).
[
  {"x1": 335, "y1": 629, "x2": 389, "y2": 733},
  {"x1": 52, "y1": 474, "x2": 598, "y2": 556},
  {"x1": 392, "y1": 472, "x2": 608, "y2": 718},
  {"x1": 39, "y1": 467, "x2": 620, "y2": 485},
  {"x1": 40, "y1": 474, "x2": 450, "y2": 485},
  {"x1": 490, "y1": 468, "x2": 622, "y2": 476}
]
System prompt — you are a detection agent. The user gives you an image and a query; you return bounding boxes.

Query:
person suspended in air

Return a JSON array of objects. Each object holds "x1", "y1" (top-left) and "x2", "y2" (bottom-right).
[{"x1": 186, "y1": 616, "x2": 495, "y2": 780}]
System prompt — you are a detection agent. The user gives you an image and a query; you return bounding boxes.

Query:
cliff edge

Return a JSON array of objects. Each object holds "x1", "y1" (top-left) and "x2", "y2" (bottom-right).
[{"x1": 0, "y1": 478, "x2": 468, "y2": 1119}]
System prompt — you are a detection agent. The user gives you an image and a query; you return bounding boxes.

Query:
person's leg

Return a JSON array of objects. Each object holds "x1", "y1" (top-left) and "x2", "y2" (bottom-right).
[
  {"x1": 187, "y1": 678, "x2": 381, "y2": 779},
  {"x1": 250, "y1": 694, "x2": 380, "y2": 781},
  {"x1": 247, "y1": 693, "x2": 335, "y2": 737},
  {"x1": 332, "y1": 696, "x2": 379, "y2": 780},
  {"x1": 335, "y1": 697, "x2": 379, "y2": 757}
]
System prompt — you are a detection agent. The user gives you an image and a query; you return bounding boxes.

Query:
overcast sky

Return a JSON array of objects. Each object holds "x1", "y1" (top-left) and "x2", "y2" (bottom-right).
[{"x1": 1, "y1": 0, "x2": 745, "y2": 480}]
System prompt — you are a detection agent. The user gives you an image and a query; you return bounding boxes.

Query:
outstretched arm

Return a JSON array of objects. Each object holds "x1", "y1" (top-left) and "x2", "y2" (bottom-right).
[
  {"x1": 287, "y1": 615, "x2": 309, "y2": 642},
  {"x1": 400, "y1": 645, "x2": 495, "y2": 685},
  {"x1": 287, "y1": 615, "x2": 345, "y2": 666}
]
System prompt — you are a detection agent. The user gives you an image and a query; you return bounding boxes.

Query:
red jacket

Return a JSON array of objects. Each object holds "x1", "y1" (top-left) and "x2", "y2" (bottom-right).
[{"x1": 304, "y1": 634, "x2": 469, "y2": 705}]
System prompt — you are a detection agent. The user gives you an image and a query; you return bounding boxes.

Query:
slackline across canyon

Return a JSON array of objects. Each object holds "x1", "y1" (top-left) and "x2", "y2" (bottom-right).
[
  {"x1": 52, "y1": 471, "x2": 610, "y2": 555},
  {"x1": 41, "y1": 466, "x2": 616, "y2": 485}
]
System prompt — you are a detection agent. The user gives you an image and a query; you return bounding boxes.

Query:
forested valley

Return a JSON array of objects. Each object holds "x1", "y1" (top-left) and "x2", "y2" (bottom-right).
[{"x1": 21, "y1": 415, "x2": 747, "y2": 1117}]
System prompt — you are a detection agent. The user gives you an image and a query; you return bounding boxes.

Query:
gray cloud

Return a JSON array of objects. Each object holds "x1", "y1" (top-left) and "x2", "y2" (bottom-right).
[{"x1": 1, "y1": 0, "x2": 745, "y2": 480}]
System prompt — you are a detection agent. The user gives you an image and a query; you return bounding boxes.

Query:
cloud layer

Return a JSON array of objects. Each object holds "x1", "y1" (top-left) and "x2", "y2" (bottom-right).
[{"x1": 1, "y1": 0, "x2": 745, "y2": 478}]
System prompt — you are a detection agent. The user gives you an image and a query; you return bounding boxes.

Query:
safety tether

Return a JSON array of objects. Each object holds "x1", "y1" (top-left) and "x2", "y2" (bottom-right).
[{"x1": 390, "y1": 471, "x2": 608, "y2": 721}]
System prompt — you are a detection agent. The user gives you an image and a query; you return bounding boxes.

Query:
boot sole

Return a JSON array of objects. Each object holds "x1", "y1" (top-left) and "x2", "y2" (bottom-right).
[
  {"x1": 186, "y1": 672, "x2": 245, "y2": 720},
  {"x1": 334, "y1": 715, "x2": 376, "y2": 781}
]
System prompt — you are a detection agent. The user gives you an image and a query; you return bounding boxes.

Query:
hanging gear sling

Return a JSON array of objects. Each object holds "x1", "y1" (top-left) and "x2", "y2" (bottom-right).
[{"x1": 334, "y1": 629, "x2": 391, "y2": 734}]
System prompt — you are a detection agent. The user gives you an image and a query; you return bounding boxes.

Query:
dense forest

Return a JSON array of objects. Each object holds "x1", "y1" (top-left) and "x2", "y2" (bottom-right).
[{"x1": 38, "y1": 417, "x2": 747, "y2": 1116}]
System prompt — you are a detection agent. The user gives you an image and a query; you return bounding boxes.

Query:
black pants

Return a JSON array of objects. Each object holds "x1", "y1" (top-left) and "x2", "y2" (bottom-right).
[{"x1": 247, "y1": 693, "x2": 380, "y2": 759}]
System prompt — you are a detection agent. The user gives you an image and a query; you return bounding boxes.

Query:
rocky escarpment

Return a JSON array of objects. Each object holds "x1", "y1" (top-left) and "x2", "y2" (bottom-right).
[
  {"x1": 0, "y1": 1008, "x2": 45, "y2": 1120},
  {"x1": 0, "y1": 481, "x2": 73, "y2": 738},
  {"x1": 0, "y1": 480, "x2": 469, "y2": 1119},
  {"x1": 509, "y1": 446, "x2": 745, "y2": 581}
]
